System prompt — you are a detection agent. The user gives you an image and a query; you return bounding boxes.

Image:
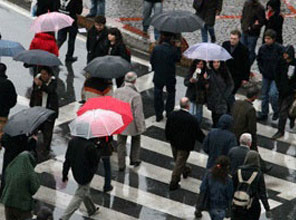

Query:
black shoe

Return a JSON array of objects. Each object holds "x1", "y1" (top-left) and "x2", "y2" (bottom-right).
[
  {"x1": 272, "y1": 131, "x2": 284, "y2": 139},
  {"x1": 182, "y1": 168, "x2": 192, "y2": 179},
  {"x1": 118, "y1": 166, "x2": 126, "y2": 172},
  {"x1": 194, "y1": 210, "x2": 202, "y2": 218},
  {"x1": 103, "y1": 185, "x2": 113, "y2": 193},
  {"x1": 88, "y1": 207, "x2": 100, "y2": 217},
  {"x1": 85, "y1": 14, "x2": 95, "y2": 18},
  {"x1": 272, "y1": 113, "x2": 279, "y2": 120},
  {"x1": 257, "y1": 114, "x2": 268, "y2": 121},
  {"x1": 156, "y1": 115, "x2": 164, "y2": 122},
  {"x1": 211, "y1": 36, "x2": 216, "y2": 43},
  {"x1": 65, "y1": 56, "x2": 78, "y2": 63},
  {"x1": 290, "y1": 120, "x2": 295, "y2": 129},
  {"x1": 130, "y1": 161, "x2": 141, "y2": 167},
  {"x1": 169, "y1": 182, "x2": 180, "y2": 191}
]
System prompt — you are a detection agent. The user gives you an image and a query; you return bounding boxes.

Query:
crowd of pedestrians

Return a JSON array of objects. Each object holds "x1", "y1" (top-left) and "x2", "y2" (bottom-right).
[{"x1": 0, "y1": 0, "x2": 295, "y2": 219}]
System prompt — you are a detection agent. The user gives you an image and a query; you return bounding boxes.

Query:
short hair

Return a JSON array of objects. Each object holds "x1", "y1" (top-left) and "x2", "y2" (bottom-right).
[
  {"x1": 246, "y1": 85, "x2": 259, "y2": 99},
  {"x1": 0, "y1": 63, "x2": 7, "y2": 74},
  {"x1": 264, "y1": 29, "x2": 277, "y2": 40},
  {"x1": 40, "y1": 66, "x2": 53, "y2": 75},
  {"x1": 180, "y1": 97, "x2": 190, "y2": 109},
  {"x1": 94, "y1": 16, "x2": 106, "y2": 25},
  {"x1": 230, "y1": 29, "x2": 241, "y2": 38},
  {"x1": 124, "y1": 72, "x2": 137, "y2": 82},
  {"x1": 239, "y1": 133, "x2": 252, "y2": 146}
]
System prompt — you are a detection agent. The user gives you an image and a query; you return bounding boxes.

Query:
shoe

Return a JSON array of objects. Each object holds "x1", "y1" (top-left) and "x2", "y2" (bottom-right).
[
  {"x1": 169, "y1": 182, "x2": 180, "y2": 191},
  {"x1": 211, "y1": 36, "x2": 216, "y2": 43},
  {"x1": 290, "y1": 120, "x2": 295, "y2": 129},
  {"x1": 118, "y1": 166, "x2": 126, "y2": 172},
  {"x1": 103, "y1": 185, "x2": 113, "y2": 193},
  {"x1": 182, "y1": 169, "x2": 191, "y2": 179},
  {"x1": 85, "y1": 14, "x2": 95, "y2": 18},
  {"x1": 65, "y1": 57, "x2": 78, "y2": 63},
  {"x1": 130, "y1": 161, "x2": 141, "y2": 167},
  {"x1": 272, "y1": 131, "x2": 284, "y2": 139},
  {"x1": 156, "y1": 115, "x2": 164, "y2": 122},
  {"x1": 257, "y1": 114, "x2": 268, "y2": 121},
  {"x1": 88, "y1": 207, "x2": 100, "y2": 217},
  {"x1": 194, "y1": 210, "x2": 202, "y2": 218},
  {"x1": 272, "y1": 113, "x2": 279, "y2": 120}
]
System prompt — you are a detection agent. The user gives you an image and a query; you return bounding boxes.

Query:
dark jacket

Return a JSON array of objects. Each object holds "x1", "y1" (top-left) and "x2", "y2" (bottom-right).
[
  {"x1": 222, "y1": 41, "x2": 250, "y2": 82},
  {"x1": 233, "y1": 165, "x2": 270, "y2": 211},
  {"x1": 231, "y1": 99, "x2": 257, "y2": 149},
  {"x1": 241, "y1": 0, "x2": 266, "y2": 36},
  {"x1": 86, "y1": 26, "x2": 109, "y2": 63},
  {"x1": 257, "y1": 42, "x2": 283, "y2": 80},
  {"x1": 228, "y1": 145, "x2": 250, "y2": 175},
  {"x1": 0, "y1": 73, "x2": 17, "y2": 117},
  {"x1": 263, "y1": 13, "x2": 284, "y2": 44},
  {"x1": 151, "y1": 42, "x2": 182, "y2": 85},
  {"x1": 57, "y1": 0, "x2": 83, "y2": 23},
  {"x1": 203, "y1": 114, "x2": 237, "y2": 168},
  {"x1": 195, "y1": 0, "x2": 223, "y2": 27},
  {"x1": 107, "y1": 42, "x2": 131, "y2": 62},
  {"x1": 36, "y1": 0, "x2": 59, "y2": 16},
  {"x1": 63, "y1": 137, "x2": 100, "y2": 185},
  {"x1": 165, "y1": 109, "x2": 205, "y2": 151},
  {"x1": 29, "y1": 33, "x2": 59, "y2": 57}
]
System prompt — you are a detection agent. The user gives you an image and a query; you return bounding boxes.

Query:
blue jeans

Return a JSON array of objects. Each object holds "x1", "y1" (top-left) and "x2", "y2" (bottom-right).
[
  {"x1": 143, "y1": 1, "x2": 162, "y2": 40},
  {"x1": 260, "y1": 78, "x2": 279, "y2": 117},
  {"x1": 201, "y1": 24, "x2": 215, "y2": 42},
  {"x1": 101, "y1": 157, "x2": 111, "y2": 190},
  {"x1": 240, "y1": 33, "x2": 258, "y2": 66},
  {"x1": 89, "y1": 0, "x2": 105, "y2": 16},
  {"x1": 190, "y1": 102, "x2": 203, "y2": 125},
  {"x1": 209, "y1": 209, "x2": 226, "y2": 220}
]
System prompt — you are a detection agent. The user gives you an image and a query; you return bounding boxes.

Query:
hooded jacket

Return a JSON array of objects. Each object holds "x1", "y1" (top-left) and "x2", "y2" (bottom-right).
[
  {"x1": 203, "y1": 114, "x2": 237, "y2": 168},
  {"x1": 0, "y1": 71, "x2": 17, "y2": 117},
  {"x1": 29, "y1": 33, "x2": 59, "y2": 57}
]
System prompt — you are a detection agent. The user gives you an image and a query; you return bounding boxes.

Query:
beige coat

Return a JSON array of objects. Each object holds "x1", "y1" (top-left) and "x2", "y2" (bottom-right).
[{"x1": 114, "y1": 83, "x2": 146, "y2": 136}]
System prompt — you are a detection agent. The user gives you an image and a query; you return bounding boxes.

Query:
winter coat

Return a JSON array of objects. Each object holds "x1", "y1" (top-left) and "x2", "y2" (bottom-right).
[
  {"x1": 114, "y1": 83, "x2": 146, "y2": 136},
  {"x1": 263, "y1": 12, "x2": 284, "y2": 44},
  {"x1": 231, "y1": 99, "x2": 257, "y2": 149},
  {"x1": 107, "y1": 42, "x2": 131, "y2": 62},
  {"x1": 257, "y1": 42, "x2": 283, "y2": 80},
  {"x1": 86, "y1": 26, "x2": 109, "y2": 63},
  {"x1": 29, "y1": 33, "x2": 59, "y2": 57},
  {"x1": 30, "y1": 74, "x2": 59, "y2": 118},
  {"x1": 0, "y1": 73, "x2": 17, "y2": 117},
  {"x1": 1, "y1": 151, "x2": 40, "y2": 211},
  {"x1": 206, "y1": 68, "x2": 234, "y2": 114},
  {"x1": 195, "y1": 0, "x2": 223, "y2": 27},
  {"x1": 151, "y1": 42, "x2": 182, "y2": 85},
  {"x1": 36, "y1": 0, "x2": 59, "y2": 16},
  {"x1": 203, "y1": 114, "x2": 237, "y2": 168},
  {"x1": 165, "y1": 109, "x2": 205, "y2": 151},
  {"x1": 228, "y1": 145, "x2": 250, "y2": 175},
  {"x1": 222, "y1": 41, "x2": 250, "y2": 82},
  {"x1": 57, "y1": 0, "x2": 83, "y2": 23},
  {"x1": 241, "y1": 0, "x2": 266, "y2": 36},
  {"x1": 63, "y1": 137, "x2": 100, "y2": 185}
]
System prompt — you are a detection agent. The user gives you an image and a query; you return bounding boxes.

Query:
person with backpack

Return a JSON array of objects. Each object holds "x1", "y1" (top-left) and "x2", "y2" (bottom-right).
[{"x1": 232, "y1": 150, "x2": 270, "y2": 220}]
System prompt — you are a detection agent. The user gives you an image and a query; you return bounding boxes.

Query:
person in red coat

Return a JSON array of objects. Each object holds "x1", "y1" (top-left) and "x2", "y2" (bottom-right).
[{"x1": 29, "y1": 32, "x2": 59, "y2": 57}]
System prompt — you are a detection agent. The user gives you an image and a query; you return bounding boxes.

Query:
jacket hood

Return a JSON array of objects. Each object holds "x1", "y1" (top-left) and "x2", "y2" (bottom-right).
[
  {"x1": 284, "y1": 45, "x2": 295, "y2": 60},
  {"x1": 35, "y1": 33, "x2": 56, "y2": 41},
  {"x1": 217, "y1": 114, "x2": 233, "y2": 130},
  {"x1": 267, "y1": 0, "x2": 281, "y2": 13}
]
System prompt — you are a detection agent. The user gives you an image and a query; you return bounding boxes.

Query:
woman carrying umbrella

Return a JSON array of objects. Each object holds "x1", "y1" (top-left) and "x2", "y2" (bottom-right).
[{"x1": 29, "y1": 32, "x2": 59, "y2": 57}]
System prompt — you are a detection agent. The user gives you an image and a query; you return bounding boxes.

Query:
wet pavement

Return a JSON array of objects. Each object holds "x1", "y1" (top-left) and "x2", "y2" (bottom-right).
[{"x1": 1, "y1": 0, "x2": 296, "y2": 219}]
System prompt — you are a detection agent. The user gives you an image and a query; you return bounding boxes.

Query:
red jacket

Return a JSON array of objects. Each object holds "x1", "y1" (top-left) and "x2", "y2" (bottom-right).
[{"x1": 29, "y1": 33, "x2": 59, "y2": 57}]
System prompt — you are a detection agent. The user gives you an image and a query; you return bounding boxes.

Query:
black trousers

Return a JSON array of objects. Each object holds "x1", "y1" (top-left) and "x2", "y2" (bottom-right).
[
  {"x1": 41, "y1": 119, "x2": 56, "y2": 152},
  {"x1": 57, "y1": 25, "x2": 78, "y2": 58},
  {"x1": 278, "y1": 95, "x2": 295, "y2": 132}
]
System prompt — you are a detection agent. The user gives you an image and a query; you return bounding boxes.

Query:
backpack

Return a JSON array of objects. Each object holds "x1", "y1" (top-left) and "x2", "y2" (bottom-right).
[{"x1": 232, "y1": 169, "x2": 258, "y2": 210}]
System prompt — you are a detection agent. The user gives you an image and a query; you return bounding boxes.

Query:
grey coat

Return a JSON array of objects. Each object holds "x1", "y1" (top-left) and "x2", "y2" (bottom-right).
[
  {"x1": 114, "y1": 83, "x2": 146, "y2": 136},
  {"x1": 195, "y1": 0, "x2": 223, "y2": 27}
]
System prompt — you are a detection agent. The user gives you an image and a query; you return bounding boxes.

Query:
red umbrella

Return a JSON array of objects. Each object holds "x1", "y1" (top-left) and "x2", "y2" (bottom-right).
[{"x1": 77, "y1": 96, "x2": 133, "y2": 134}]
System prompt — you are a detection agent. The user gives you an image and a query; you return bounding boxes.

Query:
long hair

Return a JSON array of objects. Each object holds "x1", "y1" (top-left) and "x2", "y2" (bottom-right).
[
  {"x1": 211, "y1": 156, "x2": 230, "y2": 183},
  {"x1": 108, "y1": 28, "x2": 123, "y2": 45},
  {"x1": 189, "y1": 59, "x2": 207, "y2": 74},
  {"x1": 209, "y1": 61, "x2": 231, "y2": 82}
]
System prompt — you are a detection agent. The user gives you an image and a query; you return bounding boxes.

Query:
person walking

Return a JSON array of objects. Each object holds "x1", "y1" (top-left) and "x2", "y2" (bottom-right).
[
  {"x1": 203, "y1": 114, "x2": 237, "y2": 169},
  {"x1": 184, "y1": 59, "x2": 208, "y2": 124},
  {"x1": 272, "y1": 45, "x2": 296, "y2": 139},
  {"x1": 256, "y1": 29, "x2": 283, "y2": 121},
  {"x1": 36, "y1": 0, "x2": 59, "y2": 16},
  {"x1": 114, "y1": 72, "x2": 146, "y2": 171},
  {"x1": 232, "y1": 151, "x2": 270, "y2": 220},
  {"x1": 165, "y1": 97, "x2": 205, "y2": 191},
  {"x1": 57, "y1": 0, "x2": 83, "y2": 63},
  {"x1": 222, "y1": 30, "x2": 250, "y2": 95},
  {"x1": 142, "y1": 0, "x2": 163, "y2": 40},
  {"x1": 60, "y1": 137, "x2": 100, "y2": 219},
  {"x1": 86, "y1": 16, "x2": 109, "y2": 63},
  {"x1": 86, "y1": 0, "x2": 105, "y2": 17},
  {"x1": 1, "y1": 151, "x2": 40, "y2": 220},
  {"x1": 241, "y1": 0, "x2": 266, "y2": 66},
  {"x1": 206, "y1": 61, "x2": 234, "y2": 127},
  {"x1": 29, "y1": 32, "x2": 59, "y2": 57},
  {"x1": 150, "y1": 32, "x2": 182, "y2": 122},
  {"x1": 194, "y1": 0, "x2": 223, "y2": 43},
  {"x1": 0, "y1": 63, "x2": 17, "y2": 141}
]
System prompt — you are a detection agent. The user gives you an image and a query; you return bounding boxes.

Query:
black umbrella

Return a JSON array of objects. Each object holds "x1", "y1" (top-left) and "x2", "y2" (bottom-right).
[
  {"x1": 13, "y1": 49, "x2": 62, "y2": 66},
  {"x1": 3, "y1": 107, "x2": 55, "y2": 136},
  {"x1": 151, "y1": 10, "x2": 204, "y2": 33},
  {"x1": 84, "y1": 56, "x2": 132, "y2": 79}
]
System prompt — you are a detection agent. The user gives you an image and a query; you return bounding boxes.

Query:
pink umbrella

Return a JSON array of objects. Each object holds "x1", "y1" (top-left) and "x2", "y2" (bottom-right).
[{"x1": 30, "y1": 12, "x2": 74, "y2": 33}]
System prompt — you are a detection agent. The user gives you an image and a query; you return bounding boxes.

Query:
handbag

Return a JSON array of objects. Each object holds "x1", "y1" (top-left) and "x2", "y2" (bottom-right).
[{"x1": 193, "y1": 0, "x2": 203, "y2": 11}]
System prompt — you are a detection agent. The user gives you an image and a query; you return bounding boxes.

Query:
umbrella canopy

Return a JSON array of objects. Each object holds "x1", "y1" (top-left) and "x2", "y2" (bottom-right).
[
  {"x1": 0, "y1": 40, "x2": 25, "y2": 57},
  {"x1": 77, "y1": 96, "x2": 133, "y2": 134},
  {"x1": 69, "y1": 109, "x2": 124, "y2": 139},
  {"x1": 150, "y1": 10, "x2": 204, "y2": 33},
  {"x1": 3, "y1": 107, "x2": 55, "y2": 136},
  {"x1": 13, "y1": 49, "x2": 62, "y2": 66},
  {"x1": 184, "y1": 43, "x2": 232, "y2": 61},
  {"x1": 30, "y1": 12, "x2": 74, "y2": 33},
  {"x1": 84, "y1": 56, "x2": 132, "y2": 79}
]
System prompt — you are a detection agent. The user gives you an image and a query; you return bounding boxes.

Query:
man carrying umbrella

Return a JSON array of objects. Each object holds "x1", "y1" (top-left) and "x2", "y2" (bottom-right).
[{"x1": 0, "y1": 63, "x2": 17, "y2": 142}]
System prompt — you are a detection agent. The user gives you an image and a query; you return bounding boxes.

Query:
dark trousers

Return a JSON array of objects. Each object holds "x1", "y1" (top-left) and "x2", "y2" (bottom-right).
[
  {"x1": 170, "y1": 146, "x2": 190, "y2": 184},
  {"x1": 232, "y1": 199, "x2": 261, "y2": 220},
  {"x1": 232, "y1": 77, "x2": 242, "y2": 95},
  {"x1": 211, "y1": 112, "x2": 223, "y2": 128},
  {"x1": 278, "y1": 95, "x2": 295, "y2": 132},
  {"x1": 41, "y1": 119, "x2": 56, "y2": 152},
  {"x1": 101, "y1": 157, "x2": 111, "y2": 190},
  {"x1": 5, "y1": 206, "x2": 32, "y2": 220},
  {"x1": 57, "y1": 25, "x2": 78, "y2": 58},
  {"x1": 154, "y1": 79, "x2": 176, "y2": 119}
]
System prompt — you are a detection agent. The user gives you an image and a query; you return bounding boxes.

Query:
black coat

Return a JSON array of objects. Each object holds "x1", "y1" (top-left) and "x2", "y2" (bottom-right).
[
  {"x1": 263, "y1": 13, "x2": 284, "y2": 44},
  {"x1": 0, "y1": 74, "x2": 17, "y2": 117},
  {"x1": 228, "y1": 145, "x2": 249, "y2": 175},
  {"x1": 86, "y1": 26, "x2": 109, "y2": 63},
  {"x1": 107, "y1": 42, "x2": 131, "y2": 62},
  {"x1": 63, "y1": 137, "x2": 100, "y2": 185},
  {"x1": 222, "y1": 41, "x2": 250, "y2": 82},
  {"x1": 195, "y1": 0, "x2": 223, "y2": 26},
  {"x1": 57, "y1": 0, "x2": 83, "y2": 23},
  {"x1": 151, "y1": 42, "x2": 181, "y2": 85},
  {"x1": 165, "y1": 109, "x2": 205, "y2": 151},
  {"x1": 36, "y1": 0, "x2": 59, "y2": 16}
]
